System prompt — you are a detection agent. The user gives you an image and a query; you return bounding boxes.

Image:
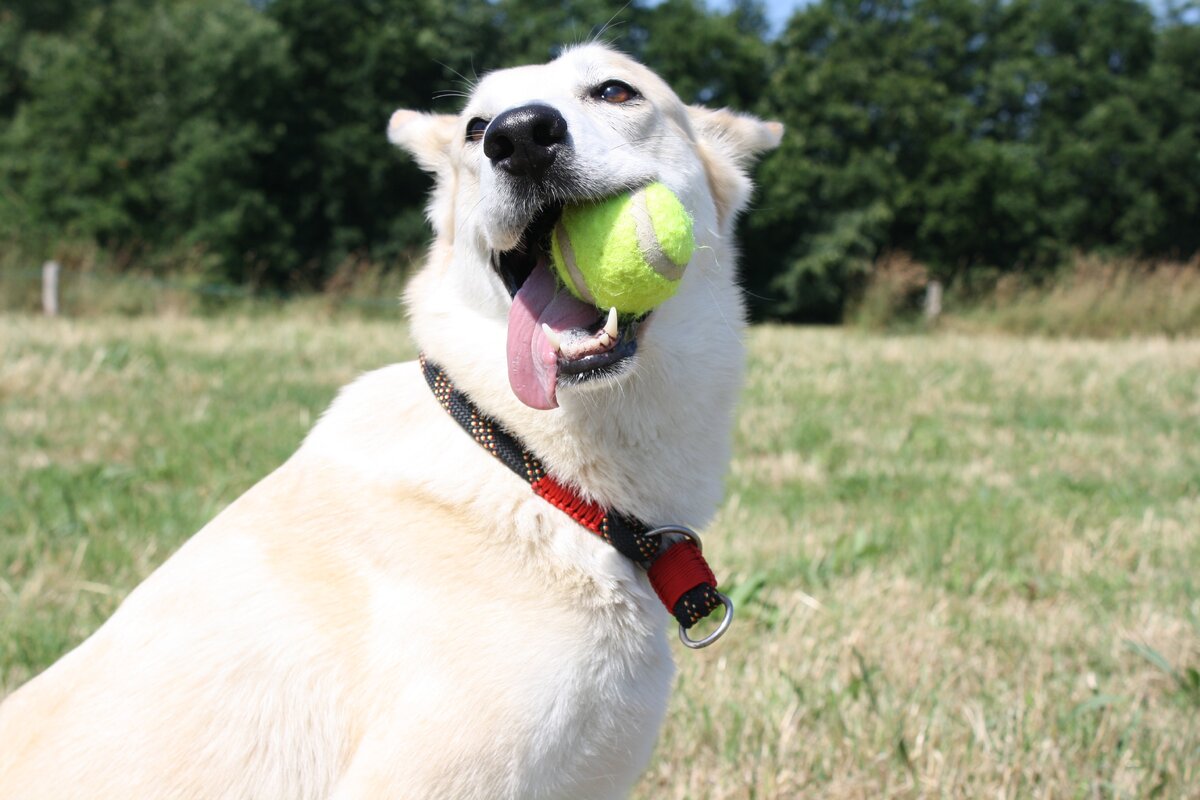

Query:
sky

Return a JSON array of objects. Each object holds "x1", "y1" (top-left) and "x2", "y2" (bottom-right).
[
  {"x1": 714, "y1": 0, "x2": 1197, "y2": 35},
  {"x1": 704, "y1": 0, "x2": 812, "y2": 36},
  {"x1": 700, "y1": 0, "x2": 816, "y2": 36},
  {"x1": 759, "y1": 0, "x2": 810, "y2": 33}
]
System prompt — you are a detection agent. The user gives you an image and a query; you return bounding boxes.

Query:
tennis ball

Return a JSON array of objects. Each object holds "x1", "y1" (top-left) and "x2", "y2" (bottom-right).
[{"x1": 550, "y1": 182, "x2": 694, "y2": 316}]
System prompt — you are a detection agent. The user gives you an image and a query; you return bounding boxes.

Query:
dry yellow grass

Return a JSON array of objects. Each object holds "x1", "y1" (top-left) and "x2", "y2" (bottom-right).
[
  {"x1": 2, "y1": 315, "x2": 1198, "y2": 798},
  {"x1": 639, "y1": 328, "x2": 1200, "y2": 799},
  {"x1": 849, "y1": 253, "x2": 1200, "y2": 338},
  {"x1": 956, "y1": 255, "x2": 1200, "y2": 338}
]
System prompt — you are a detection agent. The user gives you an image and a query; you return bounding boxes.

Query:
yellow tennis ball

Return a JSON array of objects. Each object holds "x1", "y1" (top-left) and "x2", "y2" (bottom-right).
[{"x1": 550, "y1": 182, "x2": 694, "y2": 316}]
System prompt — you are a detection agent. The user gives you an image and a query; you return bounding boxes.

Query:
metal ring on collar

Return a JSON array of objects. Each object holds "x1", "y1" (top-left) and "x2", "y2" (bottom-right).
[
  {"x1": 678, "y1": 592, "x2": 734, "y2": 649},
  {"x1": 646, "y1": 524, "x2": 703, "y2": 554}
]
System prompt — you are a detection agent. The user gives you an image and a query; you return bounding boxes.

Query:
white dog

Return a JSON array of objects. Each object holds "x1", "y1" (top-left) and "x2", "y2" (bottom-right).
[{"x1": 0, "y1": 44, "x2": 780, "y2": 799}]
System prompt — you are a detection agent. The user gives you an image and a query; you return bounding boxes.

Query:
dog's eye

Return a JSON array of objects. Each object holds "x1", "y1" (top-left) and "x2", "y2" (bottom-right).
[
  {"x1": 465, "y1": 117, "x2": 489, "y2": 142},
  {"x1": 594, "y1": 80, "x2": 638, "y2": 105}
]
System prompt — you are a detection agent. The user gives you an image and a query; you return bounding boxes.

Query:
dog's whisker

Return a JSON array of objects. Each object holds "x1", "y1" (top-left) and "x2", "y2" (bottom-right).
[
  {"x1": 604, "y1": 134, "x2": 677, "y2": 153},
  {"x1": 592, "y1": 1, "x2": 633, "y2": 45},
  {"x1": 460, "y1": 191, "x2": 496, "y2": 236},
  {"x1": 434, "y1": 59, "x2": 479, "y2": 91},
  {"x1": 698, "y1": 267, "x2": 741, "y2": 347}
]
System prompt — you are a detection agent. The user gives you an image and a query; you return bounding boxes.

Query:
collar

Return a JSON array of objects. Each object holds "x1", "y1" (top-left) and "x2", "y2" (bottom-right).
[{"x1": 420, "y1": 355, "x2": 732, "y2": 648}]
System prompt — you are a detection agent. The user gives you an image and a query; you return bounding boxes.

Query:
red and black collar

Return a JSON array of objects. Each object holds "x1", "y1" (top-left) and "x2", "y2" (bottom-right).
[{"x1": 421, "y1": 355, "x2": 732, "y2": 648}]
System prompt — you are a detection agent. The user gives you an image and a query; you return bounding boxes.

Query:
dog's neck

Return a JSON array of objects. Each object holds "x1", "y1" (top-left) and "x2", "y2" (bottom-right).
[{"x1": 406, "y1": 246, "x2": 745, "y2": 529}]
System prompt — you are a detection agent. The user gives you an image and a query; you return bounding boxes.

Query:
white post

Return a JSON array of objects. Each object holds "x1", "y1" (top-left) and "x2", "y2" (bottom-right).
[
  {"x1": 42, "y1": 261, "x2": 61, "y2": 317},
  {"x1": 924, "y1": 280, "x2": 942, "y2": 321}
]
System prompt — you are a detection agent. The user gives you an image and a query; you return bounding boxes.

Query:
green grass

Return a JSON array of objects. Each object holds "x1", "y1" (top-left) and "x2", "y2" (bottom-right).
[{"x1": 3, "y1": 314, "x2": 1199, "y2": 798}]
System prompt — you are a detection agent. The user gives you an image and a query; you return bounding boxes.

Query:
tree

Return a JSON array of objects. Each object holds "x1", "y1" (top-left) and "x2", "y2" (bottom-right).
[
  {"x1": 260, "y1": 0, "x2": 497, "y2": 285},
  {"x1": 747, "y1": 0, "x2": 973, "y2": 319},
  {"x1": 743, "y1": 0, "x2": 1200, "y2": 320},
  {"x1": 0, "y1": 0, "x2": 294, "y2": 276},
  {"x1": 1, "y1": 0, "x2": 1196, "y2": 313},
  {"x1": 0, "y1": 0, "x2": 100, "y2": 119}
]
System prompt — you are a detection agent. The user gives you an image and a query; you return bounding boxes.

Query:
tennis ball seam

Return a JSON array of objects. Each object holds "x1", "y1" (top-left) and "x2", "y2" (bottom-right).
[
  {"x1": 553, "y1": 223, "x2": 596, "y2": 305},
  {"x1": 629, "y1": 191, "x2": 686, "y2": 281}
]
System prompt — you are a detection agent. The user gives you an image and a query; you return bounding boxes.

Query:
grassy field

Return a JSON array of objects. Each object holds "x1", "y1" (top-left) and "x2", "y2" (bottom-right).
[{"x1": 2, "y1": 312, "x2": 1199, "y2": 798}]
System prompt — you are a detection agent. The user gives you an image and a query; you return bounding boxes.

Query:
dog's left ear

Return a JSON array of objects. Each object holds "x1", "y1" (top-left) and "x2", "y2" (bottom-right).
[
  {"x1": 686, "y1": 106, "x2": 783, "y2": 228},
  {"x1": 388, "y1": 110, "x2": 458, "y2": 173}
]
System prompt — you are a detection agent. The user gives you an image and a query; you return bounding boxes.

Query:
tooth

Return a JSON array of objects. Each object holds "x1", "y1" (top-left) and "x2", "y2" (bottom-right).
[
  {"x1": 604, "y1": 307, "x2": 619, "y2": 340},
  {"x1": 541, "y1": 323, "x2": 562, "y2": 352}
]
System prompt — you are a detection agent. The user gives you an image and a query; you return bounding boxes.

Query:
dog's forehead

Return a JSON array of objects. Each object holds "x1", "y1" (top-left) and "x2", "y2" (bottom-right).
[{"x1": 468, "y1": 45, "x2": 675, "y2": 112}]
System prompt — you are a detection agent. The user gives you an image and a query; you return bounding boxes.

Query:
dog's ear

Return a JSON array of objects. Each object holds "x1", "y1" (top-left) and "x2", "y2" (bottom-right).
[
  {"x1": 388, "y1": 110, "x2": 458, "y2": 173},
  {"x1": 687, "y1": 107, "x2": 783, "y2": 166},
  {"x1": 686, "y1": 106, "x2": 783, "y2": 229}
]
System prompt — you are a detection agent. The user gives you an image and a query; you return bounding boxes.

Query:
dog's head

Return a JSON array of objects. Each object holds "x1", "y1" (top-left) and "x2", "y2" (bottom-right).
[{"x1": 390, "y1": 44, "x2": 780, "y2": 419}]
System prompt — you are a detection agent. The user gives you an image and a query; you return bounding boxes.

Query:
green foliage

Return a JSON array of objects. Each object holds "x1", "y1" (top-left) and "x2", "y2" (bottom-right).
[
  {"x1": 0, "y1": 0, "x2": 499, "y2": 287},
  {"x1": 488, "y1": 0, "x2": 619, "y2": 64},
  {"x1": 0, "y1": 0, "x2": 1197, "y2": 316},
  {"x1": 747, "y1": 0, "x2": 1200, "y2": 319},
  {"x1": 0, "y1": 0, "x2": 100, "y2": 117},
  {"x1": 0, "y1": 0, "x2": 294, "y2": 278},
  {"x1": 259, "y1": 0, "x2": 498, "y2": 284}
]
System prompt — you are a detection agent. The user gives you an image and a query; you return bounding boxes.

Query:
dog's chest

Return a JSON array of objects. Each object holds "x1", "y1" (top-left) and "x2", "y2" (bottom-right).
[
  {"x1": 352, "y1": 544, "x2": 676, "y2": 799},
  {"x1": 300, "y1": 368, "x2": 683, "y2": 795}
]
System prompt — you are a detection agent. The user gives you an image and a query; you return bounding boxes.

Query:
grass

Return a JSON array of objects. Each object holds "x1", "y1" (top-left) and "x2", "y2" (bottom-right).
[
  {"x1": 0, "y1": 239, "x2": 414, "y2": 317},
  {"x1": 3, "y1": 312, "x2": 1199, "y2": 798},
  {"x1": 849, "y1": 253, "x2": 1200, "y2": 339},
  {"x1": 947, "y1": 255, "x2": 1200, "y2": 339}
]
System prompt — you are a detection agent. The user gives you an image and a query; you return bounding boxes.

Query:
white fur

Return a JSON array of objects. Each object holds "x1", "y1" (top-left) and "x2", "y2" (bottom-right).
[{"x1": 0, "y1": 44, "x2": 779, "y2": 799}]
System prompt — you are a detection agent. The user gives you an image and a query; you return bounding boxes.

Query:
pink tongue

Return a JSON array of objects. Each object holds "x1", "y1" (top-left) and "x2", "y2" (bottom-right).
[{"x1": 507, "y1": 261, "x2": 598, "y2": 409}]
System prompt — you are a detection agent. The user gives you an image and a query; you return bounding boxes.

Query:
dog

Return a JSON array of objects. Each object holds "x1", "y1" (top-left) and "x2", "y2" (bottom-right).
[{"x1": 0, "y1": 43, "x2": 780, "y2": 799}]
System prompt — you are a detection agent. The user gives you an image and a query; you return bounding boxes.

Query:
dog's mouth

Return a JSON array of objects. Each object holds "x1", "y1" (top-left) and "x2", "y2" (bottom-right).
[{"x1": 494, "y1": 204, "x2": 643, "y2": 410}]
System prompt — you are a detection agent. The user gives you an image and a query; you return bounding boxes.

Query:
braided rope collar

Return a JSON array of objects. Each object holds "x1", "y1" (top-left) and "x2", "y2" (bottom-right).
[{"x1": 420, "y1": 355, "x2": 732, "y2": 648}]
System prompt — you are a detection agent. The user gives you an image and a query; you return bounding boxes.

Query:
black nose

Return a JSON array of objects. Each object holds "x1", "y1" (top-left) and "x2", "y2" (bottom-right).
[{"x1": 483, "y1": 103, "x2": 568, "y2": 180}]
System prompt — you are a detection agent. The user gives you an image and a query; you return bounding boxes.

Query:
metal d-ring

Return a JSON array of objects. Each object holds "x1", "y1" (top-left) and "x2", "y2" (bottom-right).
[
  {"x1": 645, "y1": 525, "x2": 730, "y2": 648},
  {"x1": 646, "y1": 524, "x2": 703, "y2": 554},
  {"x1": 679, "y1": 592, "x2": 734, "y2": 649}
]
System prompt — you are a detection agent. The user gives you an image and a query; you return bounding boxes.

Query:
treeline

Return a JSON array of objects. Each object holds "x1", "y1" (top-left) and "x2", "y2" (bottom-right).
[{"x1": 1, "y1": 0, "x2": 1197, "y2": 320}]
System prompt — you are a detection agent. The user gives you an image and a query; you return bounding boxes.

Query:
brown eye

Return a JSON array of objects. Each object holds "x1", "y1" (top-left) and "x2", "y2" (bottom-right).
[
  {"x1": 465, "y1": 117, "x2": 488, "y2": 142},
  {"x1": 594, "y1": 80, "x2": 637, "y2": 104}
]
